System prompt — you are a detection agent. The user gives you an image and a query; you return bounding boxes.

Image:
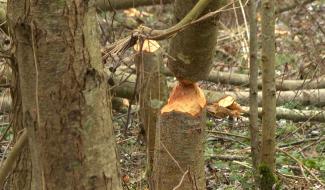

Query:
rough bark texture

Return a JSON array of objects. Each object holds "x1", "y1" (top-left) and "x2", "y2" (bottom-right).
[
  {"x1": 152, "y1": 111, "x2": 206, "y2": 190},
  {"x1": 7, "y1": 1, "x2": 122, "y2": 189},
  {"x1": 248, "y1": 0, "x2": 260, "y2": 188},
  {"x1": 6, "y1": 62, "x2": 32, "y2": 189},
  {"x1": 135, "y1": 50, "x2": 168, "y2": 176},
  {"x1": 260, "y1": 0, "x2": 277, "y2": 188},
  {"x1": 167, "y1": 0, "x2": 222, "y2": 83}
]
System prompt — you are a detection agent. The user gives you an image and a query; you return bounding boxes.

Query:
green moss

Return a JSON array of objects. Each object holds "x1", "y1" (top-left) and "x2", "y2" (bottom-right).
[{"x1": 259, "y1": 164, "x2": 279, "y2": 190}]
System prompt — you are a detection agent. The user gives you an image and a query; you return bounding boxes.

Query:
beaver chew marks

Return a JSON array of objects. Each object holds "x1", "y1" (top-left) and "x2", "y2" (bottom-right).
[{"x1": 161, "y1": 82, "x2": 206, "y2": 116}]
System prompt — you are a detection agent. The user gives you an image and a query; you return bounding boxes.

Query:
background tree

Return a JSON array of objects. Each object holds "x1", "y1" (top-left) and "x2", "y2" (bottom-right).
[
  {"x1": 248, "y1": 0, "x2": 260, "y2": 188},
  {"x1": 260, "y1": 0, "x2": 277, "y2": 189},
  {"x1": 134, "y1": 40, "x2": 168, "y2": 177}
]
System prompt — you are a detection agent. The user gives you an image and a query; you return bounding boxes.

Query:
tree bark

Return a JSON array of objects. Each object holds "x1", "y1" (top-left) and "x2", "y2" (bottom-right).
[
  {"x1": 248, "y1": 0, "x2": 260, "y2": 188},
  {"x1": 167, "y1": 0, "x2": 221, "y2": 83},
  {"x1": 135, "y1": 44, "x2": 168, "y2": 177},
  {"x1": 152, "y1": 83, "x2": 206, "y2": 190},
  {"x1": 7, "y1": 1, "x2": 122, "y2": 189},
  {"x1": 260, "y1": 0, "x2": 277, "y2": 189},
  {"x1": 151, "y1": 0, "x2": 224, "y2": 189}
]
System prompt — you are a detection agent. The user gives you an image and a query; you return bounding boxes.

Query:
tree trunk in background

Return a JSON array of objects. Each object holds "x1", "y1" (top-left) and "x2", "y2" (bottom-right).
[
  {"x1": 7, "y1": 1, "x2": 122, "y2": 189},
  {"x1": 248, "y1": 0, "x2": 260, "y2": 188},
  {"x1": 260, "y1": 0, "x2": 277, "y2": 189},
  {"x1": 135, "y1": 42, "x2": 168, "y2": 177}
]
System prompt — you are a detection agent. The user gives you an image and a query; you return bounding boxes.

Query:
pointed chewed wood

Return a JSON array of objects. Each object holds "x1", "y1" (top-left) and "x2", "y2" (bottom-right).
[{"x1": 161, "y1": 82, "x2": 206, "y2": 116}]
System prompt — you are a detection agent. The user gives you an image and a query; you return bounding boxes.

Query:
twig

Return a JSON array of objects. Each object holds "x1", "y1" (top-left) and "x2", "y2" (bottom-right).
[
  {"x1": 0, "y1": 84, "x2": 10, "y2": 88},
  {"x1": 172, "y1": 170, "x2": 189, "y2": 190},
  {"x1": 277, "y1": 148, "x2": 325, "y2": 187},
  {"x1": 209, "y1": 154, "x2": 246, "y2": 161},
  {"x1": 233, "y1": 161, "x2": 252, "y2": 169},
  {"x1": 208, "y1": 135, "x2": 249, "y2": 146},
  {"x1": 160, "y1": 142, "x2": 184, "y2": 173},
  {"x1": 206, "y1": 130, "x2": 250, "y2": 140},
  {"x1": 278, "y1": 137, "x2": 319, "y2": 148},
  {"x1": 301, "y1": 136, "x2": 325, "y2": 151}
]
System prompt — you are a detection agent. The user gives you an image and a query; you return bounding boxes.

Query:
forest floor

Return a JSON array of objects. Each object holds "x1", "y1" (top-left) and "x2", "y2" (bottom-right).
[{"x1": 0, "y1": 1, "x2": 324, "y2": 190}]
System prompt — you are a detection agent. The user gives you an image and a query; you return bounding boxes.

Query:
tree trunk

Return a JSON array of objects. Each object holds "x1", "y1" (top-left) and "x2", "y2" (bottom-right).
[
  {"x1": 151, "y1": 0, "x2": 224, "y2": 189},
  {"x1": 260, "y1": 0, "x2": 277, "y2": 189},
  {"x1": 7, "y1": 1, "x2": 122, "y2": 189},
  {"x1": 167, "y1": 0, "x2": 221, "y2": 83},
  {"x1": 248, "y1": 0, "x2": 260, "y2": 188},
  {"x1": 134, "y1": 41, "x2": 168, "y2": 177},
  {"x1": 152, "y1": 83, "x2": 206, "y2": 190}
]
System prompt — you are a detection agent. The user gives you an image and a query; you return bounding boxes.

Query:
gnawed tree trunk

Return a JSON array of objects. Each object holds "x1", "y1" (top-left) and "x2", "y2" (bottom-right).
[
  {"x1": 134, "y1": 40, "x2": 168, "y2": 176},
  {"x1": 7, "y1": 1, "x2": 122, "y2": 189},
  {"x1": 152, "y1": 0, "x2": 223, "y2": 189},
  {"x1": 260, "y1": 0, "x2": 277, "y2": 189},
  {"x1": 152, "y1": 83, "x2": 206, "y2": 190}
]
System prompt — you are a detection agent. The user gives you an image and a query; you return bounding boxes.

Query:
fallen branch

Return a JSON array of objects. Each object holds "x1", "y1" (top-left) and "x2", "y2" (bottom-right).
[
  {"x1": 162, "y1": 68, "x2": 325, "y2": 91},
  {"x1": 209, "y1": 154, "x2": 246, "y2": 161},
  {"x1": 241, "y1": 106, "x2": 325, "y2": 122},
  {"x1": 96, "y1": 0, "x2": 173, "y2": 11},
  {"x1": 3, "y1": 80, "x2": 325, "y2": 122},
  {"x1": 111, "y1": 72, "x2": 325, "y2": 107}
]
